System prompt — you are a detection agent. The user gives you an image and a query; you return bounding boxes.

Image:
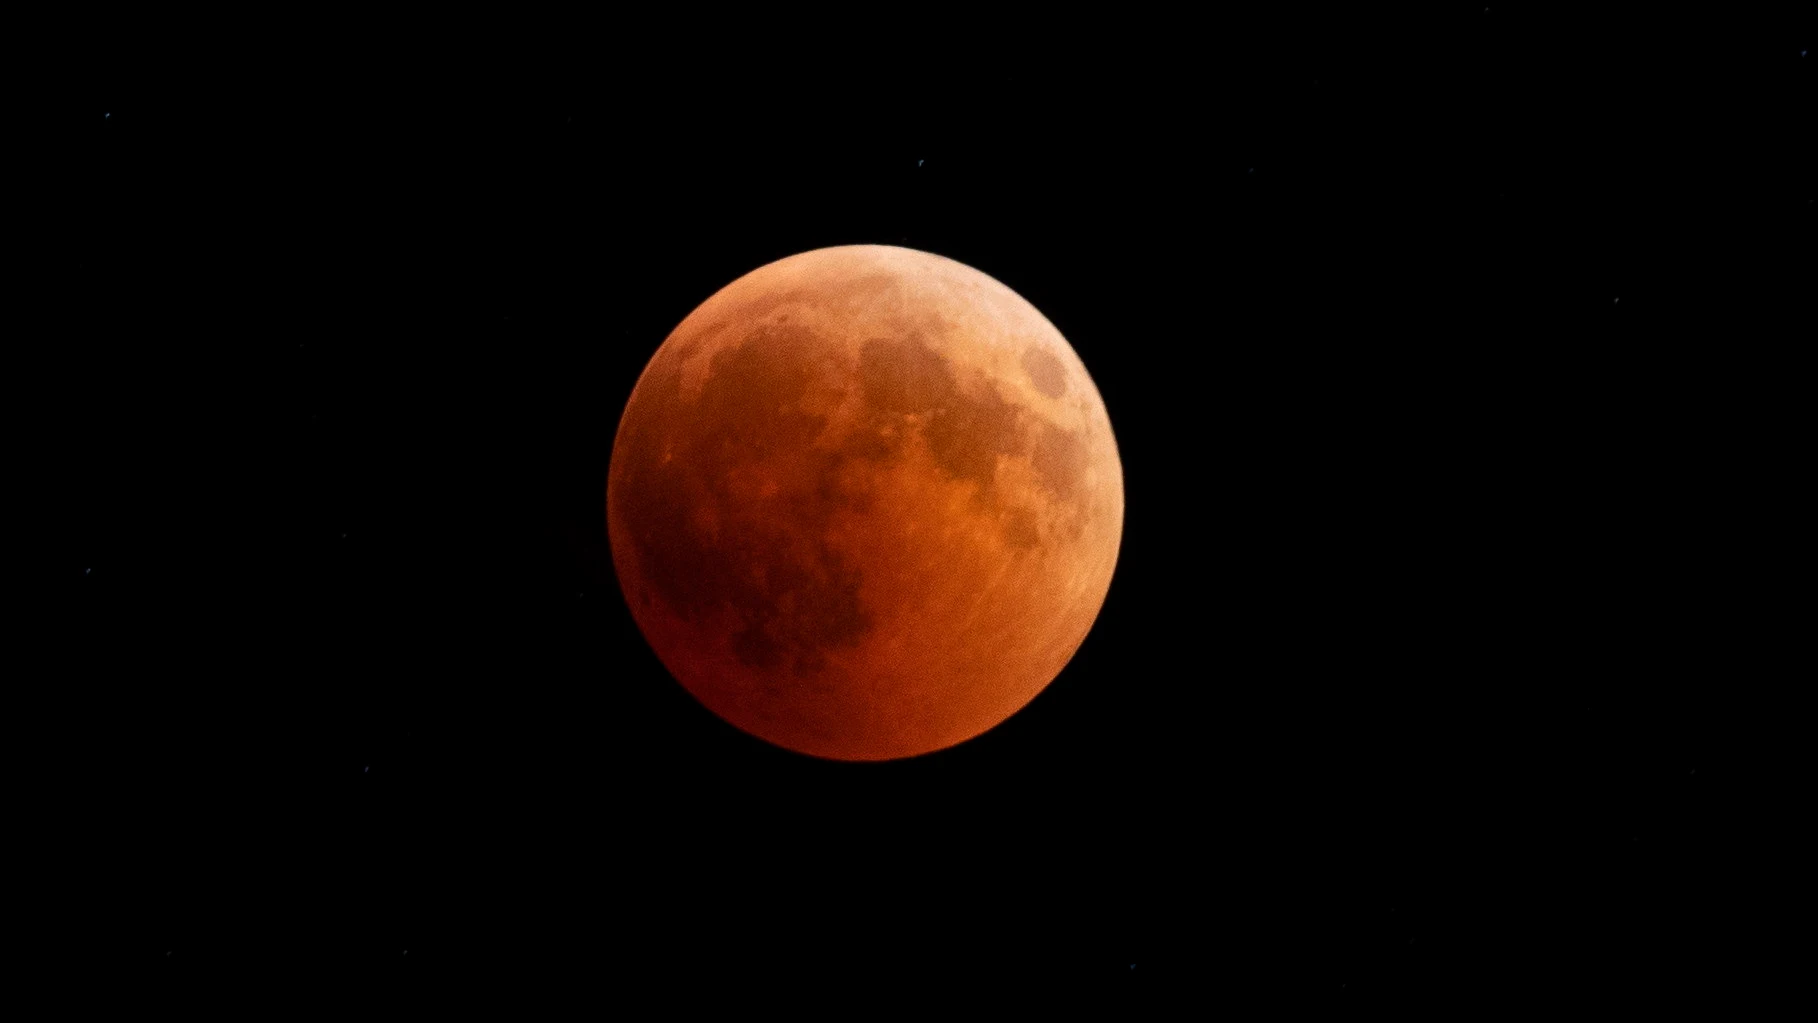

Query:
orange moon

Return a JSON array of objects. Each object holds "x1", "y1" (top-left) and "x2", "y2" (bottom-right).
[{"x1": 607, "y1": 245, "x2": 1123, "y2": 761}]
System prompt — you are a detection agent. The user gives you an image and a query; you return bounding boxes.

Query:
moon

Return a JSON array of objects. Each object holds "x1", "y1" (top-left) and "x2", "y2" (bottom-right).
[{"x1": 608, "y1": 245, "x2": 1123, "y2": 761}]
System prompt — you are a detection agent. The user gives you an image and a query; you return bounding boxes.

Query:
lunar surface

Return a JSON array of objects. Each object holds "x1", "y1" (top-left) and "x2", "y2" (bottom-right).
[{"x1": 607, "y1": 245, "x2": 1123, "y2": 761}]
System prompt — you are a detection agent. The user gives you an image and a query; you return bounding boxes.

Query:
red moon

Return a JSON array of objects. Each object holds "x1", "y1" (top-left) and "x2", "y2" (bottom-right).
[{"x1": 608, "y1": 245, "x2": 1123, "y2": 761}]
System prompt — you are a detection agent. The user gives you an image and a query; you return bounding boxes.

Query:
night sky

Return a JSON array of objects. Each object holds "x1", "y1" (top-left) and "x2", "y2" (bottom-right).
[{"x1": 48, "y1": 11, "x2": 1806, "y2": 1001}]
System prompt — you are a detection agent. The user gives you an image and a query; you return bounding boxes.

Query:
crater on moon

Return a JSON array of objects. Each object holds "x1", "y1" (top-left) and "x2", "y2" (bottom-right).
[{"x1": 1022, "y1": 345, "x2": 1069, "y2": 399}]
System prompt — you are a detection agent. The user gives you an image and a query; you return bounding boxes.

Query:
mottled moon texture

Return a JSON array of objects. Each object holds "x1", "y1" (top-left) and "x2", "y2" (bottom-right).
[{"x1": 608, "y1": 246, "x2": 1123, "y2": 761}]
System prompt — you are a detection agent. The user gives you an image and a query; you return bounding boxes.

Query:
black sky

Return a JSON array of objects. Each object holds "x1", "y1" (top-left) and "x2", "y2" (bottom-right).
[{"x1": 43, "y1": 10, "x2": 1808, "y2": 1002}]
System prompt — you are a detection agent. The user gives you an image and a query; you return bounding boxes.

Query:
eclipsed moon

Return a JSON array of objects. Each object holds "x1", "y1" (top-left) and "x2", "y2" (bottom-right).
[{"x1": 607, "y1": 245, "x2": 1123, "y2": 761}]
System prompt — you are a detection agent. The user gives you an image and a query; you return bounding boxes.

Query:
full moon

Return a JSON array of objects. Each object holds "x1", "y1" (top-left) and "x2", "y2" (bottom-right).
[{"x1": 608, "y1": 245, "x2": 1123, "y2": 761}]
